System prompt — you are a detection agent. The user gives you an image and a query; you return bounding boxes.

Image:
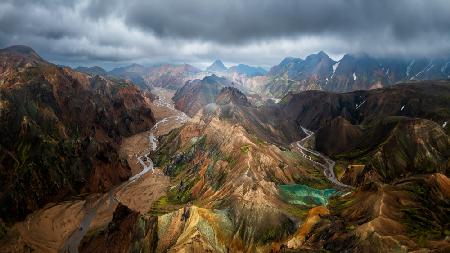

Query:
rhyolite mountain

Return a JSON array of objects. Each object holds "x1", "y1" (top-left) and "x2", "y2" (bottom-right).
[
  {"x1": 81, "y1": 86, "x2": 332, "y2": 252},
  {"x1": 78, "y1": 52, "x2": 450, "y2": 99},
  {"x1": 144, "y1": 63, "x2": 202, "y2": 90},
  {"x1": 172, "y1": 74, "x2": 233, "y2": 117},
  {"x1": 0, "y1": 45, "x2": 155, "y2": 223},
  {"x1": 81, "y1": 63, "x2": 203, "y2": 91},
  {"x1": 82, "y1": 80, "x2": 450, "y2": 252},
  {"x1": 206, "y1": 60, "x2": 268, "y2": 77}
]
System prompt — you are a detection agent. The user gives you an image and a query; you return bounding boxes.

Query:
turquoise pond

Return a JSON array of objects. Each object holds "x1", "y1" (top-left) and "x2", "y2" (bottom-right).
[{"x1": 278, "y1": 184, "x2": 338, "y2": 206}]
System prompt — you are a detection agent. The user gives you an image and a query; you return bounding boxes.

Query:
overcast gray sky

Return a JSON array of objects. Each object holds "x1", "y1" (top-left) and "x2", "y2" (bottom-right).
[{"x1": 1, "y1": 0, "x2": 449, "y2": 69}]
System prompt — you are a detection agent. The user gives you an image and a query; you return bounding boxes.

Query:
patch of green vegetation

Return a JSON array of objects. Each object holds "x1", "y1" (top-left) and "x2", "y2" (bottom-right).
[
  {"x1": 283, "y1": 205, "x2": 309, "y2": 219},
  {"x1": 260, "y1": 228, "x2": 278, "y2": 244},
  {"x1": 149, "y1": 196, "x2": 183, "y2": 216},
  {"x1": 152, "y1": 128, "x2": 183, "y2": 167},
  {"x1": 402, "y1": 207, "x2": 444, "y2": 243},
  {"x1": 281, "y1": 150, "x2": 300, "y2": 160},
  {"x1": 206, "y1": 156, "x2": 227, "y2": 191},
  {"x1": 327, "y1": 195, "x2": 354, "y2": 214},
  {"x1": 345, "y1": 224, "x2": 356, "y2": 232},
  {"x1": 14, "y1": 140, "x2": 33, "y2": 177},
  {"x1": 110, "y1": 82, "x2": 129, "y2": 95},
  {"x1": 334, "y1": 147, "x2": 373, "y2": 162},
  {"x1": 222, "y1": 155, "x2": 238, "y2": 168},
  {"x1": 404, "y1": 183, "x2": 428, "y2": 198},
  {"x1": 292, "y1": 166, "x2": 333, "y2": 189},
  {"x1": 255, "y1": 138, "x2": 266, "y2": 147},
  {"x1": 334, "y1": 163, "x2": 346, "y2": 179},
  {"x1": 83, "y1": 226, "x2": 106, "y2": 241},
  {"x1": 166, "y1": 176, "x2": 199, "y2": 204},
  {"x1": 240, "y1": 144, "x2": 251, "y2": 153},
  {"x1": 401, "y1": 182, "x2": 448, "y2": 244}
]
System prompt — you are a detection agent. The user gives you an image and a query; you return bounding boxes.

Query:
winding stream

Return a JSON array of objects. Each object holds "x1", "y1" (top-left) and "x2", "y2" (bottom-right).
[
  {"x1": 59, "y1": 97, "x2": 188, "y2": 253},
  {"x1": 294, "y1": 126, "x2": 352, "y2": 189}
]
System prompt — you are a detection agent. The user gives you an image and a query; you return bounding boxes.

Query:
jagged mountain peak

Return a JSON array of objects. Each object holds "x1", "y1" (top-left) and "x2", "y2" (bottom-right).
[{"x1": 206, "y1": 59, "x2": 227, "y2": 72}]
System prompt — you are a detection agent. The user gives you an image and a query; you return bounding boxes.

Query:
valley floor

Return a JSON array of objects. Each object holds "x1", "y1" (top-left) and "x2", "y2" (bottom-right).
[{"x1": 0, "y1": 91, "x2": 188, "y2": 253}]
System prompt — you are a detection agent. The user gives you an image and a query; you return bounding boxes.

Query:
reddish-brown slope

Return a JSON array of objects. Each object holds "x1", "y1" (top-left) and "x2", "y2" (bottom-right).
[{"x1": 0, "y1": 45, "x2": 155, "y2": 222}]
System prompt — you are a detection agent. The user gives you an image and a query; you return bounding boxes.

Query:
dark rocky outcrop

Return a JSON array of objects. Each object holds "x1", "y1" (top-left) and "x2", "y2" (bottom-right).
[
  {"x1": 80, "y1": 204, "x2": 158, "y2": 253},
  {"x1": 0, "y1": 45, "x2": 155, "y2": 223}
]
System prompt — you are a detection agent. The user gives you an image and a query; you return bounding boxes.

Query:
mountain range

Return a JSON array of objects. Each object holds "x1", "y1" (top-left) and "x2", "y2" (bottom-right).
[
  {"x1": 1, "y1": 45, "x2": 449, "y2": 252},
  {"x1": 75, "y1": 51, "x2": 450, "y2": 100},
  {"x1": 265, "y1": 51, "x2": 450, "y2": 96}
]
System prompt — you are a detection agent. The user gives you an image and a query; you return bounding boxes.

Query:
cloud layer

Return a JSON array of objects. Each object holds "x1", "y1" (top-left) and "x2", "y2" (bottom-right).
[{"x1": 1, "y1": 0, "x2": 449, "y2": 68}]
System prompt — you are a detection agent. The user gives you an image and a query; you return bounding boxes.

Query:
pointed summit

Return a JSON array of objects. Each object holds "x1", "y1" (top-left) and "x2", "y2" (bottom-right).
[
  {"x1": 206, "y1": 59, "x2": 227, "y2": 72},
  {"x1": 317, "y1": 50, "x2": 330, "y2": 58}
]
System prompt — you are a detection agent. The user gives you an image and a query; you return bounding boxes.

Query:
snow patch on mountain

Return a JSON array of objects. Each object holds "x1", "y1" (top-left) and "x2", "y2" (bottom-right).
[
  {"x1": 406, "y1": 60, "x2": 415, "y2": 77},
  {"x1": 331, "y1": 62, "x2": 340, "y2": 79},
  {"x1": 355, "y1": 100, "x2": 366, "y2": 109},
  {"x1": 411, "y1": 62, "x2": 432, "y2": 80}
]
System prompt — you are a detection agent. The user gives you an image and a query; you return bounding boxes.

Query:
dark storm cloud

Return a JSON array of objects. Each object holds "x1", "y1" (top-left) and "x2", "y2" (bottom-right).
[
  {"x1": 125, "y1": 0, "x2": 450, "y2": 43},
  {"x1": 0, "y1": 0, "x2": 449, "y2": 67}
]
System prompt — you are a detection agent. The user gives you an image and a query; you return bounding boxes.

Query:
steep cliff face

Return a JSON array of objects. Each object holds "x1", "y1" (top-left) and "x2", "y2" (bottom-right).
[
  {"x1": 315, "y1": 116, "x2": 363, "y2": 156},
  {"x1": 281, "y1": 81, "x2": 450, "y2": 131},
  {"x1": 343, "y1": 118, "x2": 450, "y2": 185},
  {"x1": 80, "y1": 204, "x2": 158, "y2": 253},
  {"x1": 0, "y1": 46, "x2": 155, "y2": 222}
]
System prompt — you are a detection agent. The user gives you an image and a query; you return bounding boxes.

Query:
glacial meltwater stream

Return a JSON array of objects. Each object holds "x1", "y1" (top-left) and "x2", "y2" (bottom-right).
[{"x1": 59, "y1": 97, "x2": 188, "y2": 253}]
